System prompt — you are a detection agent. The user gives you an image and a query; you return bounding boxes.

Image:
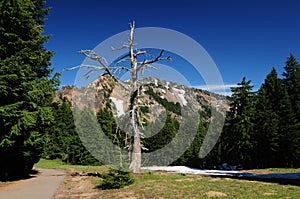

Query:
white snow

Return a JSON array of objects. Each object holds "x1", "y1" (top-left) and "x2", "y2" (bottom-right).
[
  {"x1": 142, "y1": 166, "x2": 244, "y2": 176},
  {"x1": 142, "y1": 166, "x2": 300, "y2": 180},
  {"x1": 165, "y1": 82, "x2": 170, "y2": 90},
  {"x1": 109, "y1": 97, "x2": 125, "y2": 117},
  {"x1": 173, "y1": 88, "x2": 187, "y2": 106},
  {"x1": 154, "y1": 79, "x2": 158, "y2": 87},
  {"x1": 160, "y1": 88, "x2": 166, "y2": 94}
]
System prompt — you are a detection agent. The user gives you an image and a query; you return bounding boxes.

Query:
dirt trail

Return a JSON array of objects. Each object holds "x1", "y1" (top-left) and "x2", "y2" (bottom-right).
[{"x1": 0, "y1": 168, "x2": 65, "y2": 199}]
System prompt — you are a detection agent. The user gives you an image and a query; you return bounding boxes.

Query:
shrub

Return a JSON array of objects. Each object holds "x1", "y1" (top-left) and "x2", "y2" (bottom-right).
[{"x1": 99, "y1": 169, "x2": 134, "y2": 190}]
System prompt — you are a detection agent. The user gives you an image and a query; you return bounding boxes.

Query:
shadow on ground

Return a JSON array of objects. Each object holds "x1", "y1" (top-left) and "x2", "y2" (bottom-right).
[
  {"x1": 210, "y1": 173, "x2": 300, "y2": 186},
  {"x1": 0, "y1": 170, "x2": 38, "y2": 182}
]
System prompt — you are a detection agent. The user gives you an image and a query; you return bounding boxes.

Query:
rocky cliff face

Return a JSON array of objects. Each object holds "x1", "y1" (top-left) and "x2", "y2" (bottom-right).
[{"x1": 55, "y1": 74, "x2": 229, "y2": 119}]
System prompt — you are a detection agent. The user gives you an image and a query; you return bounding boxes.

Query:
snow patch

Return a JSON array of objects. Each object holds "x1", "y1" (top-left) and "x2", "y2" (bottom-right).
[
  {"x1": 109, "y1": 97, "x2": 125, "y2": 117},
  {"x1": 160, "y1": 88, "x2": 166, "y2": 94},
  {"x1": 173, "y1": 88, "x2": 187, "y2": 106},
  {"x1": 142, "y1": 166, "x2": 300, "y2": 180},
  {"x1": 154, "y1": 79, "x2": 158, "y2": 87},
  {"x1": 142, "y1": 166, "x2": 243, "y2": 176},
  {"x1": 165, "y1": 82, "x2": 170, "y2": 90}
]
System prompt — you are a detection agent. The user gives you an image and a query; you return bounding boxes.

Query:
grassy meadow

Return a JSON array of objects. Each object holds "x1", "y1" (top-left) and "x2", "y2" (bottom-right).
[{"x1": 35, "y1": 159, "x2": 300, "y2": 198}]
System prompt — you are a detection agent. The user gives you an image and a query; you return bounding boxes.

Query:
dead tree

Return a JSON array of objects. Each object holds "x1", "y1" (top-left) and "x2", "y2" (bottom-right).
[{"x1": 66, "y1": 22, "x2": 170, "y2": 173}]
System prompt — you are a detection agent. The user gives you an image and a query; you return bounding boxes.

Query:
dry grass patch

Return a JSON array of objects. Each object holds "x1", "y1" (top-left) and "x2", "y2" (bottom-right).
[
  {"x1": 206, "y1": 191, "x2": 227, "y2": 197},
  {"x1": 175, "y1": 178, "x2": 194, "y2": 182}
]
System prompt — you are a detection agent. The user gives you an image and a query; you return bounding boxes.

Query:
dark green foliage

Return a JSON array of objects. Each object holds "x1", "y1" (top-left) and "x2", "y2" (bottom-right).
[
  {"x1": 173, "y1": 117, "x2": 207, "y2": 167},
  {"x1": 253, "y1": 67, "x2": 298, "y2": 168},
  {"x1": 140, "y1": 105, "x2": 150, "y2": 114},
  {"x1": 0, "y1": 0, "x2": 57, "y2": 179},
  {"x1": 143, "y1": 113, "x2": 179, "y2": 152},
  {"x1": 199, "y1": 109, "x2": 225, "y2": 169},
  {"x1": 282, "y1": 54, "x2": 300, "y2": 118},
  {"x1": 43, "y1": 98, "x2": 100, "y2": 165},
  {"x1": 97, "y1": 106, "x2": 128, "y2": 149},
  {"x1": 253, "y1": 68, "x2": 282, "y2": 168},
  {"x1": 221, "y1": 55, "x2": 300, "y2": 169},
  {"x1": 145, "y1": 87, "x2": 181, "y2": 115},
  {"x1": 99, "y1": 169, "x2": 134, "y2": 190},
  {"x1": 221, "y1": 77, "x2": 256, "y2": 168},
  {"x1": 97, "y1": 106, "x2": 117, "y2": 143},
  {"x1": 73, "y1": 105, "x2": 127, "y2": 168},
  {"x1": 281, "y1": 54, "x2": 300, "y2": 167}
]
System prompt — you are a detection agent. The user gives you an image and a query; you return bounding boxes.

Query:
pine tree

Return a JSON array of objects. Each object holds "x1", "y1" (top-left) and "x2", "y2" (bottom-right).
[
  {"x1": 44, "y1": 98, "x2": 100, "y2": 165},
  {"x1": 282, "y1": 54, "x2": 300, "y2": 167},
  {"x1": 253, "y1": 68, "x2": 281, "y2": 168},
  {"x1": 222, "y1": 77, "x2": 256, "y2": 168},
  {"x1": 282, "y1": 53, "x2": 300, "y2": 118},
  {"x1": 276, "y1": 86, "x2": 296, "y2": 167},
  {"x1": 0, "y1": 0, "x2": 57, "y2": 179},
  {"x1": 253, "y1": 62, "x2": 299, "y2": 168},
  {"x1": 143, "y1": 113, "x2": 179, "y2": 153},
  {"x1": 97, "y1": 106, "x2": 118, "y2": 145}
]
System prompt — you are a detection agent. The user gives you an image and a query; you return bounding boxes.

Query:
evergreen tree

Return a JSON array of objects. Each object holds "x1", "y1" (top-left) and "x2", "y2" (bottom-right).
[
  {"x1": 0, "y1": 0, "x2": 57, "y2": 179},
  {"x1": 276, "y1": 86, "x2": 297, "y2": 167},
  {"x1": 97, "y1": 106, "x2": 119, "y2": 145},
  {"x1": 253, "y1": 63, "x2": 298, "y2": 168},
  {"x1": 175, "y1": 117, "x2": 207, "y2": 168},
  {"x1": 200, "y1": 109, "x2": 225, "y2": 169},
  {"x1": 44, "y1": 98, "x2": 100, "y2": 165},
  {"x1": 253, "y1": 68, "x2": 281, "y2": 168},
  {"x1": 143, "y1": 113, "x2": 179, "y2": 153},
  {"x1": 222, "y1": 77, "x2": 256, "y2": 168},
  {"x1": 282, "y1": 54, "x2": 300, "y2": 118},
  {"x1": 282, "y1": 54, "x2": 300, "y2": 167}
]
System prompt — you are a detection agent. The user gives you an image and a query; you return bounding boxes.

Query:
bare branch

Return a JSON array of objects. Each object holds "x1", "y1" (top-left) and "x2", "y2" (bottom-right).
[
  {"x1": 135, "y1": 50, "x2": 147, "y2": 56},
  {"x1": 136, "y1": 50, "x2": 171, "y2": 72},
  {"x1": 143, "y1": 64, "x2": 159, "y2": 71},
  {"x1": 111, "y1": 65, "x2": 131, "y2": 72},
  {"x1": 78, "y1": 50, "x2": 118, "y2": 82},
  {"x1": 64, "y1": 64, "x2": 106, "y2": 72},
  {"x1": 138, "y1": 49, "x2": 171, "y2": 65},
  {"x1": 111, "y1": 45, "x2": 127, "y2": 51},
  {"x1": 83, "y1": 69, "x2": 98, "y2": 79}
]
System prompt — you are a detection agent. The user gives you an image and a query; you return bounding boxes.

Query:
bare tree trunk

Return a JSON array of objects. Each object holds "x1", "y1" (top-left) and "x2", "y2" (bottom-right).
[
  {"x1": 128, "y1": 22, "x2": 140, "y2": 173},
  {"x1": 130, "y1": 123, "x2": 141, "y2": 172},
  {"x1": 66, "y1": 21, "x2": 170, "y2": 173}
]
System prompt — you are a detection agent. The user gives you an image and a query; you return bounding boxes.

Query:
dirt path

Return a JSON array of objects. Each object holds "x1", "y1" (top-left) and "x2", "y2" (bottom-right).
[{"x1": 0, "y1": 168, "x2": 65, "y2": 199}]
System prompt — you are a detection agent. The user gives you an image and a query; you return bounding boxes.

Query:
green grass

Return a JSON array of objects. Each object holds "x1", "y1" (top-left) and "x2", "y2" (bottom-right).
[
  {"x1": 35, "y1": 158, "x2": 109, "y2": 173},
  {"x1": 107, "y1": 172, "x2": 300, "y2": 198},
  {"x1": 35, "y1": 159, "x2": 300, "y2": 198}
]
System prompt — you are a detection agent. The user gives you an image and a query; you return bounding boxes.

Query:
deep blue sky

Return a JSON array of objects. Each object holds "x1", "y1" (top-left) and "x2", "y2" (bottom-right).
[{"x1": 44, "y1": 0, "x2": 300, "y2": 93}]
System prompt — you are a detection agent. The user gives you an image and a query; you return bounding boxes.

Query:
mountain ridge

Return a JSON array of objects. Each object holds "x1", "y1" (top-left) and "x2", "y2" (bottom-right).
[{"x1": 55, "y1": 75, "x2": 229, "y2": 118}]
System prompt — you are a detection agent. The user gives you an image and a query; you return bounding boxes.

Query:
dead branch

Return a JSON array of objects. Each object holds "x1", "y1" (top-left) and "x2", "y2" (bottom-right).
[
  {"x1": 137, "y1": 49, "x2": 171, "y2": 68},
  {"x1": 78, "y1": 50, "x2": 118, "y2": 82},
  {"x1": 64, "y1": 64, "x2": 106, "y2": 71}
]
